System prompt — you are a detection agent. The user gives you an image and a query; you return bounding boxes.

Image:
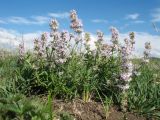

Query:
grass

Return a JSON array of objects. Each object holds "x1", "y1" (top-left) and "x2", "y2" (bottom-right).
[{"x1": 0, "y1": 53, "x2": 160, "y2": 120}]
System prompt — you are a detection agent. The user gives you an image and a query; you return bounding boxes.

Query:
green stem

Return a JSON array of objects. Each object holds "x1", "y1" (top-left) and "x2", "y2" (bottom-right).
[{"x1": 48, "y1": 91, "x2": 53, "y2": 120}]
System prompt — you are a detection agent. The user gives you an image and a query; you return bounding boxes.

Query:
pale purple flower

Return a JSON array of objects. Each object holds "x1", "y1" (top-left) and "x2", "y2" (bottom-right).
[
  {"x1": 70, "y1": 10, "x2": 77, "y2": 21},
  {"x1": 34, "y1": 38, "x2": 39, "y2": 51},
  {"x1": 70, "y1": 10, "x2": 83, "y2": 34},
  {"x1": 61, "y1": 30, "x2": 70, "y2": 41},
  {"x1": 124, "y1": 38, "x2": 129, "y2": 46},
  {"x1": 84, "y1": 32, "x2": 91, "y2": 43},
  {"x1": 34, "y1": 38, "x2": 45, "y2": 57},
  {"x1": 70, "y1": 19, "x2": 83, "y2": 33},
  {"x1": 50, "y1": 19, "x2": 59, "y2": 32},
  {"x1": 18, "y1": 42, "x2": 25, "y2": 60},
  {"x1": 145, "y1": 42, "x2": 151, "y2": 50},
  {"x1": 118, "y1": 34, "x2": 135, "y2": 91},
  {"x1": 41, "y1": 32, "x2": 48, "y2": 48},
  {"x1": 110, "y1": 27, "x2": 120, "y2": 51},
  {"x1": 120, "y1": 73, "x2": 132, "y2": 82},
  {"x1": 129, "y1": 32, "x2": 135, "y2": 49},
  {"x1": 143, "y1": 42, "x2": 151, "y2": 63},
  {"x1": 110, "y1": 26, "x2": 119, "y2": 43},
  {"x1": 51, "y1": 31, "x2": 70, "y2": 64},
  {"x1": 97, "y1": 30, "x2": 104, "y2": 42},
  {"x1": 100, "y1": 44, "x2": 112, "y2": 57},
  {"x1": 50, "y1": 31, "x2": 60, "y2": 39}
]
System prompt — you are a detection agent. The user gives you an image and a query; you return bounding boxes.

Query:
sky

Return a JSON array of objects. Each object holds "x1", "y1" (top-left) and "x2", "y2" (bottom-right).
[{"x1": 0, "y1": 0, "x2": 160, "y2": 57}]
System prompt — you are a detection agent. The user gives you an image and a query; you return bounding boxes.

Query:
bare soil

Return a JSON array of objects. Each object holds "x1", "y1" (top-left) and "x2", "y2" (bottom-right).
[{"x1": 53, "y1": 99, "x2": 146, "y2": 120}]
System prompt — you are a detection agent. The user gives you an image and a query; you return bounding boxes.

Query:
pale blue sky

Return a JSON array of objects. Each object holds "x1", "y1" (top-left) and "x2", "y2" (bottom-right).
[
  {"x1": 0, "y1": 0, "x2": 160, "y2": 57},
  {"x1": 0, "y1": 0, "x2": 160, "y2": 34}
]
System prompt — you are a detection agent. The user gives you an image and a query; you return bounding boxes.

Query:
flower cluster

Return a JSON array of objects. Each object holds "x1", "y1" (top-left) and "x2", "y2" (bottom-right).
[
  {"x1": 50, "y1": 27, "x2": 70, "y2": 64},
  {"x1": 118, "y1": 38, "x2": 134, "y2": 91},
  {"x1": 95, "y1": 31, "x2": 104, "y2": 53},
  {"x1": 118, "y1": 37, "x2": 135, "y2": 112},
  {"x1": 84, "y1": 33, "x2": 91, "y2": 47},
  {"x1": 18, "y1": 42, "x2": 25, "y2": 60},
  {"x1": 34, "y1": 38, "x2": 39, "y2": 54},
  {"x1": 41, "y1": 32, "x2": 48, "y2": 49},
  {"x1": 143, "y1": 42, "x2": 151, "y2": 63},
  {"x1": 33, "y1": 39, "x2": 43, "y2": 57},
  {"x1": 97, "y1": 30, "x2": 104, "y2": 43},
  {"x1": 49, "y1": 19, "x2": 59, "y2": 32},
  {"x1": 129, "y1": 32, "x2": 135, "y2": 49},
  {"x1": 100, "y1": 44, "x2": 112, "y2": 57},
  {"x1": 70, "y1": 10, "x2": 83, "y2": 34},
  {"x1": 83, "y1": 32, "x2": 92, "y2": 54},
  {"x1": 54, "y1": 39, "x2": 68, "y2": 63},
  {"x1": 110, "y1": 27, "x2": 119, "y2": 51},
  {"x1": 33, "y1": 33, "x2": 48, "y2": 58},
  {"x1": 84, "y1": 32, "x2": 91, "y2": 43}
]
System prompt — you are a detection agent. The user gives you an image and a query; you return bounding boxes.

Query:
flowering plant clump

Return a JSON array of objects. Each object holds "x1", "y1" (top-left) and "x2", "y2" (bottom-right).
[
  {"x1": 15, "y1": 10, "x2": 158, "y2": 117},
  {"x1": 118, "y1": 35, "x2": 135, "y2": 111}
]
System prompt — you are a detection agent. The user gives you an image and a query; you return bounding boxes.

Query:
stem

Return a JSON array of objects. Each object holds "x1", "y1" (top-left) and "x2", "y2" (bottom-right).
[
  {"x1": 121, "y1": 91, "x2": 128, "y2": 112},
  {"x1": 19, "y1": 115, "x2": 23, "y2": 120},
  {"x1": 48, "y1": 91, "x2": 53, "y2": 120},
  {"x1": 95, "y1": 88, "x2": 110, "y2": 119}
]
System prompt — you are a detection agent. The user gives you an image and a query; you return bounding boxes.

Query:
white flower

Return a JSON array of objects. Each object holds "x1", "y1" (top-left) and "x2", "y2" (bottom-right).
[
  {"x1": 120, "y1": 73, "x2": 132, "y2": 82},
  {"x1": 143, "y1": 42, "x2": 151, "y2": 62},
  {"x1": 110, "y1": 26, "x2": 119, "y2": 43},
  {"x1": 118, "y1": 32, "x2": 135, "y2": 91},
  {"x1": 50, "y1": 31, "x2": 60, "y2": 39},
  {"x1": 70, "y1": 10, "x2": 77, "y2": 21},
  {"x1": 145, "y1": 42, "x2": 151, "y2": 50},
  {"x1": 61, "y1": 30, "x2": 70, "y2": 41},
  {"x1": 97, "y1": 30, "x2": 104, "y2": 42},
  {"x1": 100, "y1": 44, "x2": 112, "y2": 57},
  {"x1": 70, "y1": 10, "x2": 83, "y2": 34},
  {"x1": 18, "y1": 42, "x2": 25, "y2": 60},
  {"x1": 41, "y1": 32, "x2": 48, "y2": 48},
  {"x1": 50, "y1": 19, "x2": 59, "y2": 31},
  {"x1": 34, "y1": 38, "x2": 45, "y2": 57},
  {"x1": 51, "y1": 31, "x2": 70, "y2": 64},
  {"x1": 117, "y1": 84, "x2": 130, "y2": 91}
]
